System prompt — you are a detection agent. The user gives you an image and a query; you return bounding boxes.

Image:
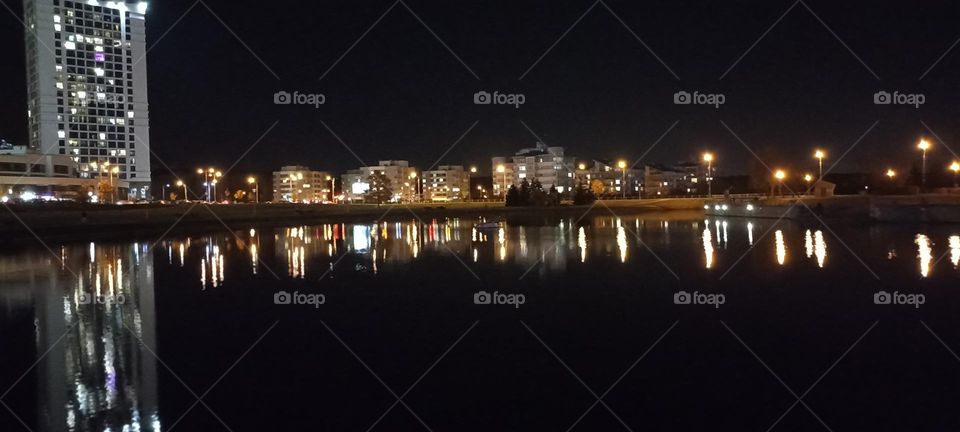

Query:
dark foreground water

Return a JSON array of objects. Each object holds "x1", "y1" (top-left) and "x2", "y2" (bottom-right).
[{"x1": 2, "y1": 212, "x2": 960, "y2": 431}]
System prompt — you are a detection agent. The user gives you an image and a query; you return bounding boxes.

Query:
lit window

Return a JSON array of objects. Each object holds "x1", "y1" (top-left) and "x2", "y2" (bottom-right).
[{"x1": 64, "y1": 41, "x2": 75, "y2": 50}]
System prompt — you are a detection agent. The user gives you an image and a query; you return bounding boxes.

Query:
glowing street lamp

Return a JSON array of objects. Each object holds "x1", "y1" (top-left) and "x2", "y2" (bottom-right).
[
  {"x1": 496, "y1": 164, "x2": 506, "y2": 198},
  {"x1": 803, "y1": 173, "x2": 813, "y2": 194},
  {"x1": 814, "y1": 149, "x2": 825, "y2": 181},
  {"x1": 885, "y1": 169, "x2": 896, "y2": 180},
  {"x1": 702, "y1": 152, "x2": 714, "y2": 197},
  {"x1": 950, "y1": 161, "x2": 960, "y2": 187},
  {"x1": 774, "y1": 169, "x2": 786, "y2": 196},
  {"x1": 247, "y1": 176, "x2": 259, "y2": 203},
  {"x1": 176, "y1": 180, "x2": 187, "y2": 201},
  {"x1": 470, "y1": 166, "x2": 477, "y2": 174},
  {"x1": 325, "y1": 175, "x2": 336, "y2": 203},
  {"x1": 918, "y1": 139, "x2": 931, "y2": 192},
  {"x1": 617, "y1": 160, "x2": 628, "y2": 198},
  {"x1": 409, "y1": 171, "x2": 420, "y2": 202}
]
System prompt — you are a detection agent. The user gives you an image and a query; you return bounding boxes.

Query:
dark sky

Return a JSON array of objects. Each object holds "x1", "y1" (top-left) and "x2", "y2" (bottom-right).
[{"x1": 2, "y1": 0, "x2": 960, "y2": 179}]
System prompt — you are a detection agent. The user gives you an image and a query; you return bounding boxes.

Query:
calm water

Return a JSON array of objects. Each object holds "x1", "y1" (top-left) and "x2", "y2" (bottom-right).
[{"x1": 2, "y1": 212, "x2": 960, "y2": 431}]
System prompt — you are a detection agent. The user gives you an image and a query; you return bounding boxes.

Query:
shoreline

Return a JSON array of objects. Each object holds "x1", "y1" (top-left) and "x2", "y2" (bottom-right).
[{"x1": 0, "y1": 199, "x2": 707, "y2": 244}]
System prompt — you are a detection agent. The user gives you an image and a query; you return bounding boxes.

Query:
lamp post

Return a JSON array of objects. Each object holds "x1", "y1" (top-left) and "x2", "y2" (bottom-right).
[
  {"x1": 408, "y1": 171, "x2": 419, "y2": 203},
  {"x1": 918, "y1": 139, "x2": 931, "y2": 192},
  {"x1": 176, "y1": 180, "x2": 187, "y2": 201},
  {"x1": 325, "y1": 175, "x2": 336, "y2": 203},
  {"x1": 247, "y1": 176, "x2": 259, "y2": 203},
  {"x1": 702, "y1": 152, "x2": 714, "y2": 197},
  {"x1": 951, "y1": 162, "x2": 960, "y2": 188},
  {"x1": 617, "y1": 160, "x2": 627, "y2": 198},
  {"x1": 886, "y1": 169, "x2": 896, "y2": 180},
  {"x1": 774, "y1": 170, "x2": 786, "y2": 197},
  {"x1": 814, "y1": 149, "x2": 825, "y2": 181},
  {"x1": 496, "y1": 164, "x2": 506, "y2": 198},
  {"x1": 162, "y1": 183, "x2": 170, "y2": 200},
  {"x1": 803, "y1": 173, "x2": 813, "y2": 195},
  {"x1": 470, "y1": 166, "x2": 477, "y2": 174}
]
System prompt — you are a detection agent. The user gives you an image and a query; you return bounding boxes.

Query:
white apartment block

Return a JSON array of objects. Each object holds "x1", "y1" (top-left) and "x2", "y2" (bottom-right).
[
  {"x1": 272, "y1": 165, "x2": 332, "y2": 203},
  {"x1": 422, "y1": 165, "x2": 469, "y2": 201},
  {"x1": 341, "y1": 160, "x2": 418, "y2": 203},
  {"x1": 23, "y1": 0, "x2": 152, "y2": 199},
  {"x1": 492, "y1": 142, "x2": 575, "y2": 195}
]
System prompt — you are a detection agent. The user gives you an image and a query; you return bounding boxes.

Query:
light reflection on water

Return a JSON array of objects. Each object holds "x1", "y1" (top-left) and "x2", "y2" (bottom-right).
[
  {"x1": 2, "y1": 215, "x2": 960, "y2": 430},
  {"x1": 154, "y1": 217, "x2": 960, "y2": 282}
]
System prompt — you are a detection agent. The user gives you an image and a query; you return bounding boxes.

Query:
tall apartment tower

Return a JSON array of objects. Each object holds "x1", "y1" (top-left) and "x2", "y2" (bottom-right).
[{"x1": 23, "y1": 0, "x2": 152, "y2": 199}]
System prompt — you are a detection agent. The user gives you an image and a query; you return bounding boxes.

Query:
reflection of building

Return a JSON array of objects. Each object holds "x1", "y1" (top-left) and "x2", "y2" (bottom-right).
[
  {"x1": 0, "y1": 242, "x2": 159, "y2": 431},
  {"x1": 423, "y1": 165, "x2": 470, "y2": 201},
  {"x1": 272, "y1": 165, "x2": 331, "y2": 203},
  {"x1": 574, "y1": 160, "x2": 642, "y2": 198},
  {"x1": 23, "y1": 0, "x2": 153, "y2": 199},
  {"x1": 643, "y1": 162, "x2": 705, "y2": 197},
  {"x1": 342, "y1": 160, "x2": 418, "y2": 203},
  {"x1": 0, "y1": 142, "x2": 98, "y2": 201},
  {"x1": 492, "y1": 142, "x2": 575, "y2": 194}
]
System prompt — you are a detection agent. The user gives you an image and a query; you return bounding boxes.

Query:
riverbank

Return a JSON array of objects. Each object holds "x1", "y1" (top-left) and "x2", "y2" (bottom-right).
[{"x1": 0, "y1": 198, "x2": 707, "y2": 243}]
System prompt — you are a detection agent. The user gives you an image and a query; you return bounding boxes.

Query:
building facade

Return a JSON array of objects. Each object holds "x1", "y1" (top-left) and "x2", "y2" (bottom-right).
[
  {"x1": 643, "y1": 162, "x2": 705, "y2": 197},
  {"x1": 271, "y1": 165, "x2": 331, "y2": 203},
  {"x1": 574, "y1": 160, "x2": 642, "y2": 198},
  {"x1": 422, "y1": 165, "x2": 470, "y2": 201},
  {"x1": 341, "y1": 160, "x2": 418, "y2": 203},
  {"x1": 0, "y1": 141, "x2": 98, "y2": 201},
  {"x1": 23, "y1": 0, "x2": 152, "y2": 199},
  {"x1": 492, "y1": 142, "x2": 575, "y2": 195}
]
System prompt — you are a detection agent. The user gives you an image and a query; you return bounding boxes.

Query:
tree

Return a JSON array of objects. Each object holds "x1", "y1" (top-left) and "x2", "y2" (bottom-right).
[
  {"x1": 518, "y1": 178, "x2": 532, "y2": 206},
  {"x1": 590, "y1": 179, "x2": 606, "y2": 197},
  {"x1": 573, "y1": 181, "x2": 596, "y2": 205},
  {"x1": 365, "y1": 172, "x2": 393, "y2": 204},
  {"x1": 547, "y1": 185, "x2": 561, "y2": 206},
  {"x1": 505, "y1": 185, "x2": 520, "y2": 206}
]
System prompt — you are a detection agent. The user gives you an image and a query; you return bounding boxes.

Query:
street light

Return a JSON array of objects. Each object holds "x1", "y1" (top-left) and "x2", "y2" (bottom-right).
[
  {"x1": 617, "y1": 160, "x2": 627, "y2": 199},
  {"x1": 950, "y1": 161, "x2": 960, "y2": 188},
  {"x1": 702, "y1": 152, "x2": 714, "y2": 197},
  {"x1": 803, "y1": 173, "x2": 813, "y2": 194},
  {"x1": 814, "y1": 149, "x2": 825, "y2": 181},
  {"x1": 886, "y1": 169, "x2": 896, "y2": 179},
  {"x1": 918, "y1": 139, "x2": 931, "y2": 192},
  {"x1": 774, "y1": 169, "x2": 786, "y2": 196},
  {"x1": 247, "y1": 176, "x2": 259, "y2": 203},
  {"x1": 325, "y1": 175, "x2": 336, "y2": 203},
  {"x1": 409, "y1": 171, "x2": 419, "y2": 202},
  {"x1": 496, "y1": 164, "x2": 506, "y2": 198},
  {"x1": 470, "y1": 166, "x2": 477, "y2": 174},
  {"x1": 197, "y1": 167, "x2": 221, "y2": 202},
  {"x1": 176, "y1": 180, "x2": 187, "y2": 201}
]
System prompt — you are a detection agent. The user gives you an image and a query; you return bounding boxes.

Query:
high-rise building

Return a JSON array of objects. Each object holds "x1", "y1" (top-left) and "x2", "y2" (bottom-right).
[{"x1": 23, "y1": 0, "x2": 152, "y2": 199}]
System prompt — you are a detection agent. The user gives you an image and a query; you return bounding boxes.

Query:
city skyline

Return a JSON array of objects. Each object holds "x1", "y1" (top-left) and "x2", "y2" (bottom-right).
[{"x1": 3, "y1": 0, "x2": 960, "y2": 180}]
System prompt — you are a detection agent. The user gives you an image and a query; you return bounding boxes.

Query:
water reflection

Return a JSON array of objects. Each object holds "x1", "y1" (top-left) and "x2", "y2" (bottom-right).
[
  {"x1": 0, "y1": 242, "x2": 159, "y2": 431},
  {"x1": 141, "y1": 218, "x2": 960, "y2": 284},
  {"x1": 775, "y1": 230, "x2": 787, "y2": 266},
  {"x1": 916, "y1": 234, "x2": 933, "y2": 278},
  {"x1": 950, "y1": 235, "x2": 960, "y2": 269}
]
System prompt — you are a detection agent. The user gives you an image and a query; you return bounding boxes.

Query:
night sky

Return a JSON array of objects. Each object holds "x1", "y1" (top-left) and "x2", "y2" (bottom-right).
[{"x1": 2, "y1": 0, "x2": 960, "y2": 180}]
